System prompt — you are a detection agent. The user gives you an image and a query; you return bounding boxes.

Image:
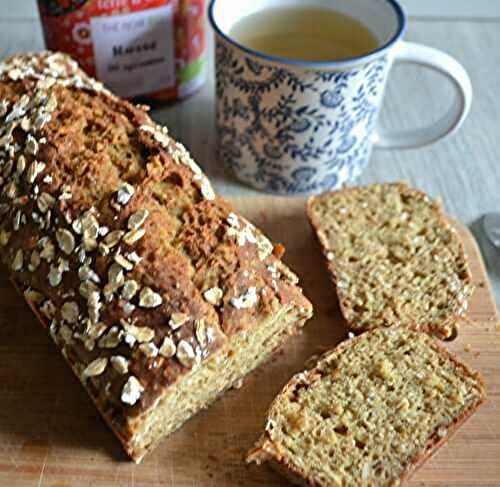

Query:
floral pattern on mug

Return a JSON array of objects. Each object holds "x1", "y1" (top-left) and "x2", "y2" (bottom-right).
[{"x1": 215, "y1": 39, "x2": 391, "y2": 194}]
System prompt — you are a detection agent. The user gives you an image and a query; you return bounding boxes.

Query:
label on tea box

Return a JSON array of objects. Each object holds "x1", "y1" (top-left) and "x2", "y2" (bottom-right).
[
  {"x1": 90, "y1": 5, "x2": 176, "y2": 98},
  {"x1": 37, "y1": 0, "x2": 206, "y2": 101}
]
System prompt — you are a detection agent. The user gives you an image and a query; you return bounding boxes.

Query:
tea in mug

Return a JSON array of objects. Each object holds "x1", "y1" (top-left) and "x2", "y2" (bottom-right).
[{"x1": 230, "y1": 6, "x2": 379, "y2": 62}]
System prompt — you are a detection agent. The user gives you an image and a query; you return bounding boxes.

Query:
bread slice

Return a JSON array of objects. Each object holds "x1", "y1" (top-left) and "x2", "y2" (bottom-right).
[
  {"x1": 0, "y1": 52, "x2": 313, "y2": 462},
  {"x1": 307, "y1": 183, "x2": 474, "y2": 339},
  {"x1": 247, "y1": 327, "x2": 485, "y2": 487}
]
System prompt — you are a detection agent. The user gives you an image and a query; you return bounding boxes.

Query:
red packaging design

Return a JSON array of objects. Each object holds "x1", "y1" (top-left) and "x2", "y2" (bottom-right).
[{"x1": 37, "y1": 0, "x2": 206, "y2": 101}]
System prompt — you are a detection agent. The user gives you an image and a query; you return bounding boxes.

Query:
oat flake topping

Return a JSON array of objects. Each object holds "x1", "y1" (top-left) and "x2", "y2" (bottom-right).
[
  {"x1": 110, "y1": 355, "x2": 129, "y2": 375},
  {"x1": 203, "y1": 287, "x2": 223, "y2": 306},
  {"x1": 116, "y1": 182, "x2": 135, "y2": 206},
  {"x1": 159, "y1": 336, "x2": 176, "y2": 358},
  {"x1": 122, "y1": 322, "x2": 155, "y2": 343},
  {"x1": 139, "y1": 287, "x2": 163, "y2": 308},
  {"x1": 61, "y1": 301, "x2": 79, "y2": 323},
  {"x1": 176, "y1": 339, "x2": 198, "y2": 369},
  {"x1": 123, "y1": 228, "x2": 145, "y2": 245},
  {"x1": 128, "y1": 209, "x2": 149, "y2": 231},
  {"x1": 121, "y1": 375, "x2": 144, "y2": 405},
  {"x1": 139, "y1": 342, "x2": 159, "y2": 358},
  {"x1": 230, "y1": 287, "x2": 259, "y2": 310},
  {"x1": 169, "y1": 312, "x2": 189, "y2": 330},
  {"x1": 12, "y1": 249, "x2": 23, "y2": 271},
  {"x1": 56, "y1": 228, "x2": 76, "y2": 255},
  {"x1": 83, "y1": 357, "x2": 108, "y2": 378}
]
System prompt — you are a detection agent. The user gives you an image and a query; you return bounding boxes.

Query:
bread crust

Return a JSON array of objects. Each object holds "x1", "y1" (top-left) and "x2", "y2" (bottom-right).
[
  {"x1": 306, "y1": 183, "x2": 474, "y2": 339},
  {"x1": 247, "y1": 328, "x2": 486, "y2": 486},
  {"x1": 0, "y1": 52, "x2": 313, "y2": 461}
]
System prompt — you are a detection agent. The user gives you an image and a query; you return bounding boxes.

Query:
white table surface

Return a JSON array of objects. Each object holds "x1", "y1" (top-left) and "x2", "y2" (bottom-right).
[{"x1": 1, "y1": 2, "x2": 499, "y2": 308}]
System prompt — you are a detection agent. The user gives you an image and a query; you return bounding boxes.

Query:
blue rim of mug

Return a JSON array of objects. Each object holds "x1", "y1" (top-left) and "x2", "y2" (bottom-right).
[{"x1": 208, "y1": 0, "x2": 407, "y2": 69}]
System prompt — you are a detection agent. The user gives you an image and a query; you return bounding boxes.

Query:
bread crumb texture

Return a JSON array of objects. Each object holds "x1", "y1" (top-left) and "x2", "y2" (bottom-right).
[
  {"x1": 249, "y1": 328, "x2": 485, "y2": 487},
  {"x1": 308, "y1": 183, "x2": 474, "y2": 338}
]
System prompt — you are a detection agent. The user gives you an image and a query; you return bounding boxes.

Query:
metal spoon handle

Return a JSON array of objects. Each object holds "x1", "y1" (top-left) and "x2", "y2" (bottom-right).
[{"x1": 483, "y1": 213, "x2": 500, "y2": 248}]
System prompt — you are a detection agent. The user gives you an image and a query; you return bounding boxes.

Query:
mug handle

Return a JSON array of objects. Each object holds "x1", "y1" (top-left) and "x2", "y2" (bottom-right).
[{"x1": 373, "y1": 41, "x2": 472, "y2": 149}]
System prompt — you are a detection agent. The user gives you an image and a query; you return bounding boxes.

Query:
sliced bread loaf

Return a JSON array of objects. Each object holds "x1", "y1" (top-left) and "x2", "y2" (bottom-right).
[
  {"x1": 247, "y1": 327, "x2": 485, "y2": 486},
  {"x1": 307, "y1": 183, "x2": 474, "y2": 339},
  {"x1": 0, "y1": 52, "x2": 313, "y2": 462}
]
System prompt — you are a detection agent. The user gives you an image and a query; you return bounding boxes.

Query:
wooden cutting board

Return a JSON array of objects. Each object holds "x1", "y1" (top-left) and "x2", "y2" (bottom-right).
[{"x1": 0, "y1": 197, "x2": 498, "y2": 487}]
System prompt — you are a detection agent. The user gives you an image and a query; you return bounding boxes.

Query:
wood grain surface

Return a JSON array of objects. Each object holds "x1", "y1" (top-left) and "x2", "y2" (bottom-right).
[
  {"x1": 1, "y1": 1, "x2": 500, "y2": 307},
  {"x1": 0, "y1": 197, "x2": 497, "y2": 486}
]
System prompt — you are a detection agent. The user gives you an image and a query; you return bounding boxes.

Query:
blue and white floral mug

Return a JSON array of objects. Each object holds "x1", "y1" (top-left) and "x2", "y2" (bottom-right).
[{"x1": 209, "y1": 0, "x2": 472, "y2": 195}]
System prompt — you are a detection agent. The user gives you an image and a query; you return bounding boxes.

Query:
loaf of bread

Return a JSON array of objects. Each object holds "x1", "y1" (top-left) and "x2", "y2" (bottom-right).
[
  {"x1": 0, "y1": 52, "x2": 313, "y2": 462},
  {"x1": 307, "y1": 183, "x2": 474, "y2": 339},
  {"x1": 247, "y1": 327, "x2": 485, "y2": 486}
]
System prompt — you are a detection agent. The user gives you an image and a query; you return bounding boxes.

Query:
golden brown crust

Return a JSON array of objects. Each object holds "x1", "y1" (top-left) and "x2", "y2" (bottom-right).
[
  {"x1": 247, "y1": 438, "x2": 316, "y2": 487},
  {"x1": 307, "y1": 183, "x2": 474, "y2": 339},
  {"x1": 0, "y1": 52, "x2": 312, "y2": 460},
  {"x1": 247, "y1": 328, "x2": 486, "y2": 486}
]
